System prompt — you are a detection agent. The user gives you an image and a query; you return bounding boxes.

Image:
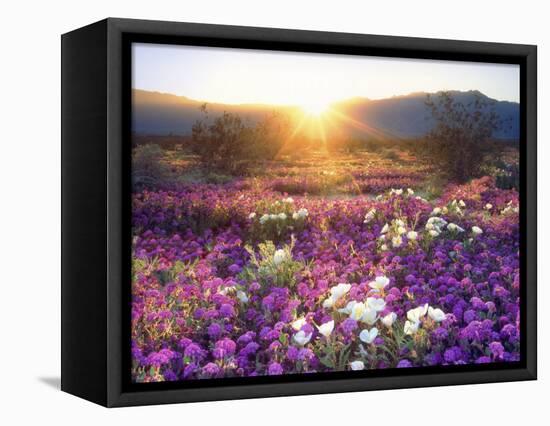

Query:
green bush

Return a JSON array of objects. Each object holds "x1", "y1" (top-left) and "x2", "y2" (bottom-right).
[
  {"x1": 191, "y1": 105, "x2": 291, "y2": 175},
  {"x1": 380, "y1": 148, "x2": 400, "y2": 161},
  {"x1": 132, "y1": 144, "x2": 171, "y2": 189},
  {"x1": 490, "y1": 161, "x2": 520, "y2": 190}
]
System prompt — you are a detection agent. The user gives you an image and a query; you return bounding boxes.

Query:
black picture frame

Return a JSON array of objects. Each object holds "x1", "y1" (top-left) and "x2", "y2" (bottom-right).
[{"x1": 61, "y1": 17, "x2": 537, "y2": 407}]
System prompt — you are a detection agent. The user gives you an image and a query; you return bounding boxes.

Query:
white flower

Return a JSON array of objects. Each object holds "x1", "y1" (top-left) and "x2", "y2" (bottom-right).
[
  {"x1": 427, "y1": 216, "x2": 447, "y2": 228},
  {"x1": 404, "y1": 320, "x2": 420, "y2": 335},
  {"x1": 397, "y1": 226, "x2": 407, "y2": 235},
  {"x1": 381, "y1": 312, "x2": 397, "y2": 328},
  {"x1": 330, "y1": 283, "x2": 352, "y2": 301},
  {"x1": 472, "y1": 226, "x2": 483, "y2": 236},
  {"x1": 248, "y1": 212, "x2": 256, "y2": 220},
  {"x1": 363, "y1": 208, "x2": 376, "y2": 224},
  {"x1": 405, "y1": 304, "x2": 429, "y2": 334},
  {"x1": 317, "y1": 320, "x2": 335, "y2": 338},
  {"x1": 350, "y1": 302, "x2": 367, "y2": 321},
  {"x1": 350, "y1": 360, "x2": 365, "y2": 371},
  {"x1": 485, "y1": 203, "x2": 493, "y2": 210},
  {"x1": 380, "y1": 223, "x2": 389, "y2": 234},
  {"x1": 322, "y1": 297, "x2": 334, "y2": 308},
  {"x1": 368, "y1": 275, "x2": 390, "y2": 291},
  {"x1": 502, "y1": 201, "x2": 518, "y2": 214},
  {"x1": 380, "y1": 244, "x2": 388, "y2": 251},
  {"x1": 447, "y1": 223, "x2": 465, "y2": 233},
  {"x1": 431, "y1": 207, "x2": 442, "y2": 215},
  {"x1": 259, "y1": 214, "x2": 269, "y2": 224},
  {"x1": 360, "y1": 307, "x2": 379, "y2": 325},
  {"x1": 407, "y1": 188, "x2": 414, "y2": 195},
  {"x1": 278, "y1": 212, "x2": 287, "y2": 220},
  {"x1": 292, "y1": 212, "x2": 299, "y2": 220},
  {"x1": 293, "y1": 330, "x2": 312, "y2": 346},
  {"x1": 218, "y1": 286, "x2": 236, "y2": 296},
  {"x1": 236, "y1": 290, "x2": 249, "y2": 303},
  {"x1": 291, "y1": 317, "x2": 307, "y2": 331},
  {"x1": 407, "y1": 304, "x2": 428, "y2": 323},
  {"x1": 407, "y1": 231, "x2": 418, "y2": 241},
  {"x1": 366, "y1": 297, "x2": 386, "y2": 312},
  {"x1": 426, "y1": 216, "x2": 447, "y2": 237},
  {"x1": 282, "y1": 197, "x2": 294, "y2": 204},
  {"x1": 378, "y1": 235, "x2": 386, "y2": 241},
  {"x1": 390, "y1": 188, "x2": 403, "y2": 196},
  {"x1": 359, "y1": 328, "x2": 379, "y2": 344},
  {"x1": 428, "y1": 306, "x2": 446, "y2": 322},
  {"x1": 395, "y1": 219, "x2": 405, "y2": 227},
  {"x1": 296, "y1": 208, "x2": 309, "y2": 219},
  {"x1": 458, "y1": 200, "x2": 466, "y2": 207},
  {"x1": 338, "y1": 300, "x2": 357, "y2": 315},
  {"x1": 269, "y1": 213, "x2": 278, "y2": 220},
  {"x1": 392, "y1": 235, "x2": 403, "y2": 247},
  {"x1": 273, "y1": 249, "x2": 287, "y2": 266}
]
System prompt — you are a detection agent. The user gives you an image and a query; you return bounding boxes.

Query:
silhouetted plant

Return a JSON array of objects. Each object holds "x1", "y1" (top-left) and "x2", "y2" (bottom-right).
[
  {"x1": 425, "y1": 92, "x2": 501, "y2": 183},
  {"x1": 191, "y1": 104, "x2": 290, "y2": 174}
]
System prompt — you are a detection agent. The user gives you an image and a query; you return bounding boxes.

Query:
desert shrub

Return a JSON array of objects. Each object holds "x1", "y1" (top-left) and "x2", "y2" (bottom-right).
[
  {"x1": 191, "y1": 105, "x2": 290, "y2": 174},
  {"x1": 363, "y1": 139, "x2": 387, "y2": 153},
  {"x1": 420, "y1": 174, "x2": 446, "y2": 200},
  {"x1": 204, "y1": 172, "x2": 233, "y2": 185},
  {"x1": 483, "y1": 160, "x2": 520, "y2": 191},
  {"x1": 425, "y1": 92, "x2": 501, "y2": 183},
  {"x1": 132, "y1": 144, "x2": 171, "y2": 189},
  {"x1": 183, "y1": 202, "x2": 233, "y2": 235},
  {"x1": 380, "y1": 148, "x2": 400, "y2": 161}
]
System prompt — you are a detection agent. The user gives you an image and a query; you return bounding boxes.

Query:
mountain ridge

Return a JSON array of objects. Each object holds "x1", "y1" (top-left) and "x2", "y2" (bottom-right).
[{"x1": 132, "y1": 89, "x2": 519, "y2": 140}]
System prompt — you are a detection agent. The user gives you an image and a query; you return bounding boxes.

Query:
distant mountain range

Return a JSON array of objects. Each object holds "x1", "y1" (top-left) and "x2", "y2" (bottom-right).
[{"x1": 132, "y1": 89, "x2": 519, "y2": 140}]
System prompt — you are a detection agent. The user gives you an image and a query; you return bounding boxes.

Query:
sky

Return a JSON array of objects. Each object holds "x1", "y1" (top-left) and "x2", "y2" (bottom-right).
[{"x1": 132, "y1": 42, "x2": 520, "y2": 109}]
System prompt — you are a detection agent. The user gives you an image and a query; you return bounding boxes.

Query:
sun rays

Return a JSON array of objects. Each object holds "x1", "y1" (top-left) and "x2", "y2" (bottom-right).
[{"x1": 274, "y1": 103, "x2": 400, "y2": 159}]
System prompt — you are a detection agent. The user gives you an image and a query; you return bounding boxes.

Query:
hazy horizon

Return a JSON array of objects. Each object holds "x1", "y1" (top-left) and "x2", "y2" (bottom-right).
[
  {"x1": 132, "y1": 87, "x2": 519, "y2": 108},
  {"x1": 132, "y1": 43, "x2": 520, "y2": 110}
]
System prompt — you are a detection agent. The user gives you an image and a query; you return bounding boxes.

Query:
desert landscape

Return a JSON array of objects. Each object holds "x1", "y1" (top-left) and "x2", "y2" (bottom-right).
[{"x1": 130, "y1": 45, "x2": 520, "y2": 382}]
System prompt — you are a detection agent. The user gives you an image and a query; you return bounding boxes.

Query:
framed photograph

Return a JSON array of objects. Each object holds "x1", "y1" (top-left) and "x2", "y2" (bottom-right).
[{"x1": 61, "y1": 18, "x2": 537, "y2": 407}]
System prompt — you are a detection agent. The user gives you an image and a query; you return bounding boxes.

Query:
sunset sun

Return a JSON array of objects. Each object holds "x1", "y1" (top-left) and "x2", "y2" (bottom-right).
[{"x1": 300, "y1": 100, "x2": 331, "y2": 116}]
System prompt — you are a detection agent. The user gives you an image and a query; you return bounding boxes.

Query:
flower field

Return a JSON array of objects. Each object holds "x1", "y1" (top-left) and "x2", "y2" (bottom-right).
[{"x1": 131, "y1": 150, "x2": 520, "y2": 382}]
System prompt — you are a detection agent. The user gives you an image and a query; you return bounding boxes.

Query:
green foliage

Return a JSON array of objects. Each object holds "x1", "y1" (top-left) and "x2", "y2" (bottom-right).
[
  {"x1": 203, "y1": 172, "x2": 233, "y2": 185},
  {"x1": 318, "y1": 341, "x2": 352, "y2": 370},
  {"x1": 420, "y1": 174, "x2": 446, "y2": 200},
  {"x1": 132, "y1": 144, "x2": 171, "y2": 189},
  {"x1": 271, "y1": 172, "x2": 353, "y2": 196},
  {"x1": 240, "y1": 238, "x2": 303, "y2": 289},
  {"x1": 183, "y1": 201, "x2": 233, "y2": 235},
  {"x1": 482, "y1": 159, "x2": 520, "y2": 191}
]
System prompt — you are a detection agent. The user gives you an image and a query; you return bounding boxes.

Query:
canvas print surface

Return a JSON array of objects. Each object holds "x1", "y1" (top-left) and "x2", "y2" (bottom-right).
[{"x1": 130, "y1": 43, "x2": 520, "y2": 383}]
